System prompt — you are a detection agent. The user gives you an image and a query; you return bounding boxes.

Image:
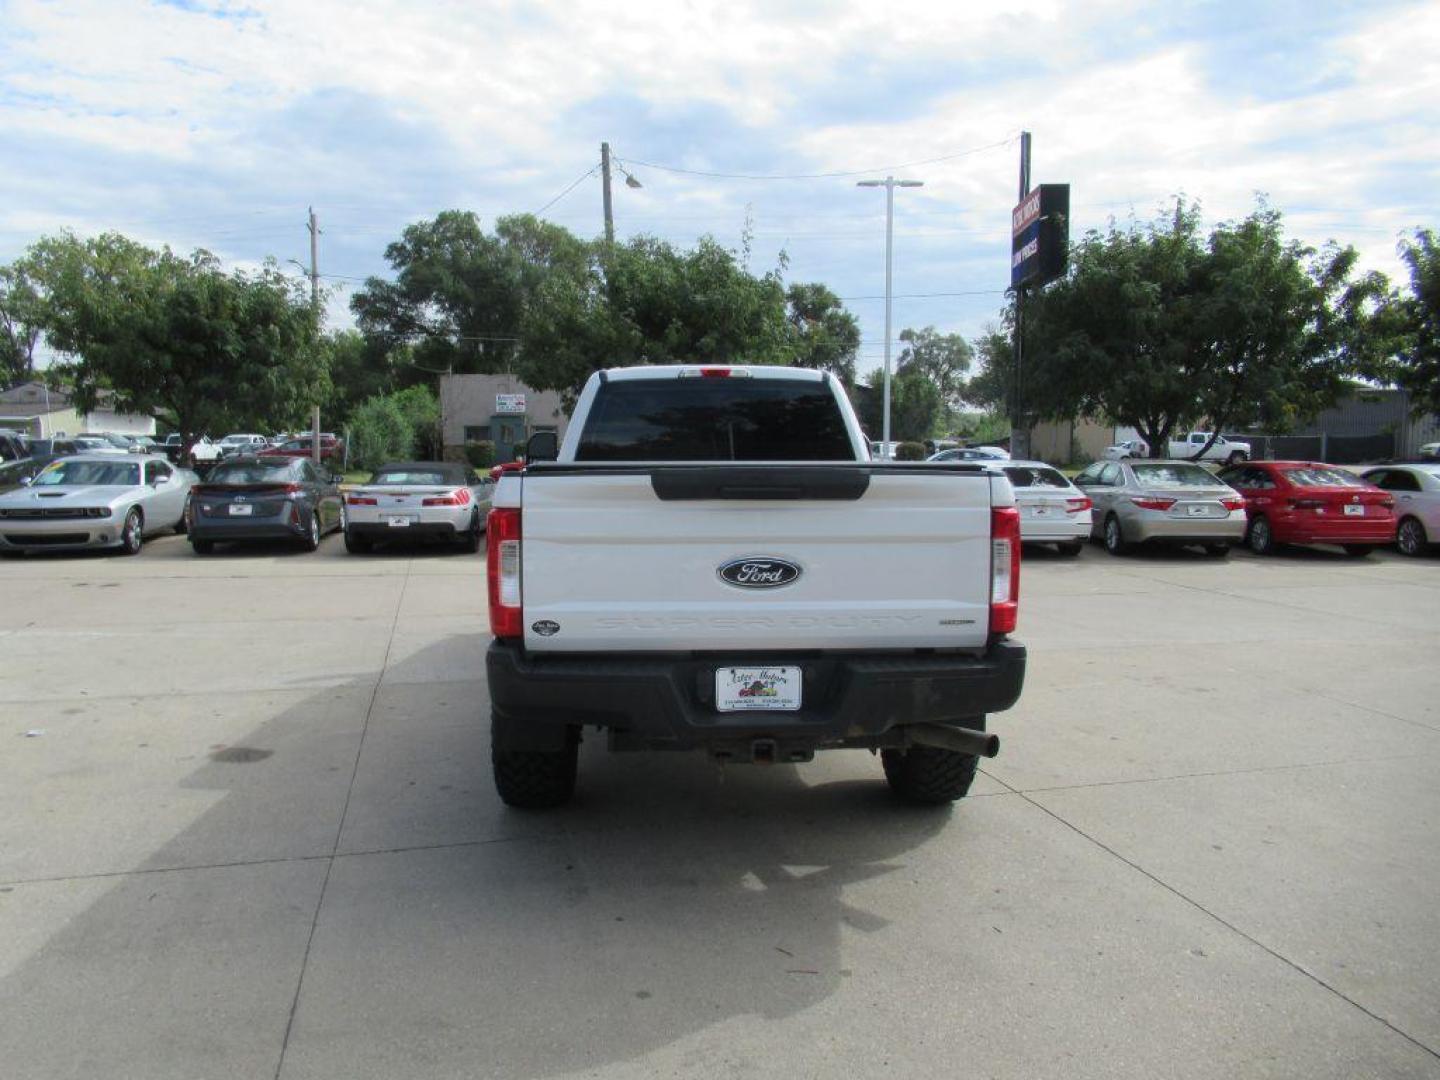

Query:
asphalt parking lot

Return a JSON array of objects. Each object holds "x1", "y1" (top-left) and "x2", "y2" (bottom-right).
[{"x1": 2, "y1": 535, "x2": 1438, "y2": 1079}]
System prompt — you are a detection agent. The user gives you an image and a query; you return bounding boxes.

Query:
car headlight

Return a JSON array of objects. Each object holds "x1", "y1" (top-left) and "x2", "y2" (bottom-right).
[{"x1": 86, "y1": 507, "x2": 113, "y2": 518}]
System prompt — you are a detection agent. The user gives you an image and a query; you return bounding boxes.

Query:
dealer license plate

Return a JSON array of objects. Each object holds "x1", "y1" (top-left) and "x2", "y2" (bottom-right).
[
  {"x1": 228, "y1": 504, "x2": 253, "y2": 516},
  {"x1": 715, "y1": 666, "x2": 802, "y2": 712},
  {"x1": 387, "y1": 515, "x2": 413, "y2": 527},
  {"x1": 1025, "y1": 505, "x2": 1050, "y2": 517},
  {"x1": 1344, "y1": 504, "x2": 1365, "y2": 517},
  {"x1": 1187, "y1": 504, "x2": 1210, "y2": 517}
]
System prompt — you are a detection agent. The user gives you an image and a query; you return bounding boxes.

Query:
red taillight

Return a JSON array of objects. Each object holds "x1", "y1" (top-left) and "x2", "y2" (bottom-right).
[
  {"x1": 1130, "y1": 496, "x2": 1176, "y2": 511},
  {"x1": 487, "y1": 507, "x2": 523, "y2": 639},
  {"x1": 346, "y1": 495, "x2": 378, "y2": 506},
  {"x1": 1221, "y1": 497, "x2": 1245, "y2": 511},
  {"x1": 990, "y1": 506, "x2": 1020, "y2": 635},
  {"x1": 1379, "y1": 496, "x2": 1395, "y2": 509},
  {"x1": 422, "y1": 488, "x2": 472, "y2": 507},
  {"x1": 1065, "y1": 496, "x2": 1092, "y2": 513}
]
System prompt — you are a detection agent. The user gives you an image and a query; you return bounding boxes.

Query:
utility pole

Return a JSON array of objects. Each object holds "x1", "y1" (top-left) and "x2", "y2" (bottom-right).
[
  {"x1": 308, "y1": 206, "x2": 321, "y2": 464},
  {"x1": 600, "y1": 142, "x2": 615, "y2": 243},
  {"x1": 857, "y1": 176, "x2": 924, "y2": 456},
  {"x1": 1010, "y1": 132, "x2": 1031, "y2": 462}
]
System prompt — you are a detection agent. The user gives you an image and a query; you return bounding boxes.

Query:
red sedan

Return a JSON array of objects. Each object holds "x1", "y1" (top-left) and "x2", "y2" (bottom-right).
[{"x1": 1217, "y1": 461, "x2": 1396, "y2": 556}]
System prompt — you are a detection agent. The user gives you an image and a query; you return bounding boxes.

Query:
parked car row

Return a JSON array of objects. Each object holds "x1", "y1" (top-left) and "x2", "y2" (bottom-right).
[{"x1": 0, "y1": 454, "x2": 492, "y2": 558}]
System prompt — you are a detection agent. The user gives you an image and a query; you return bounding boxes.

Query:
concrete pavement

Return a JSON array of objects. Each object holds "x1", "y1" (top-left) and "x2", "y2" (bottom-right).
[{"x1": 2, "y1": 534, "x2": 1438, "y2": 1079}]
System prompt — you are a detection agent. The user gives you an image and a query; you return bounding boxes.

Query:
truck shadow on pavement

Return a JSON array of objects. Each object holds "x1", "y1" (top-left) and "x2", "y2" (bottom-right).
[{"x1": 1, "y1": 638, "x2": 956, "y2": 1079}]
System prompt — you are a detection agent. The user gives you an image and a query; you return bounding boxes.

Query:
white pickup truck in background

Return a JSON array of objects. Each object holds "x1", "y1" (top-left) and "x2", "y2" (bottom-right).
[
  {"x1": 484, "y1": 364, "x2": 1027, "y2": 808},
  {"x1": 1168, "y1": 432, "x2": 1251, "y2": 463}
]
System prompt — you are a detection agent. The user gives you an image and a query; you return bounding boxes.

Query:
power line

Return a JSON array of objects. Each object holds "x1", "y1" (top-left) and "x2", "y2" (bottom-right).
[
  {"x1": 620, "y1": 135, "x2": 1019, "y2": 181},
  {"x1": 533, "y1": 164, "x2": 600, "y2": 217}
]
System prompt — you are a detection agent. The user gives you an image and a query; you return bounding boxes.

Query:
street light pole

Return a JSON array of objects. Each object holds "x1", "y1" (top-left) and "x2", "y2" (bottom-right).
[{"x1": 857, "y1": 176, "x2": 923, "y2": 455}]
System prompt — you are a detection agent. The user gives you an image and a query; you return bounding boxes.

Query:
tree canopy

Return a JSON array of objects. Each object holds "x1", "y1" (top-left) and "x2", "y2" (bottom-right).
[
  {"x1": 25, "y1": 232, "x2": 326, "y2": 445},
  {"x1": 1392, "y1": 229, "x2": 1440, "y2": 416},
  {"x1": 971, "y1": 201, "x2": 1393, "y2": 457}
]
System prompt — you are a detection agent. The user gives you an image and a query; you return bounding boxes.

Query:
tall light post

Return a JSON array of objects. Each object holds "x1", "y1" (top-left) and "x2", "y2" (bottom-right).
[{"x1": 857, "y1": 176, "x2": 923, "y2": 454}]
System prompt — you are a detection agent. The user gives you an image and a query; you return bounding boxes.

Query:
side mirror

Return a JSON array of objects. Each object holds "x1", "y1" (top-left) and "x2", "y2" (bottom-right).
[
  {"x1": 526, "y1": 431, "x2": 559, "y2": 464},
  {"x1": 20, "y1": 476, "x2": 33, "y2": 487}
]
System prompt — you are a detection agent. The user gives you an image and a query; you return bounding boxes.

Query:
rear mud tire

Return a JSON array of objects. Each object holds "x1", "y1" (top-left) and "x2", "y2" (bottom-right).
[
  {"x1": 492, "y1": 715, "x2": 579, "y2": 809},
  {"x1": 881, "y1": 744, "x2": 979, "y2": 805}
]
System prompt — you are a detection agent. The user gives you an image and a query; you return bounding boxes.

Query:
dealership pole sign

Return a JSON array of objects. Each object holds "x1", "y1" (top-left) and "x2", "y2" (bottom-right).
[{"x1": 1010, "y1": 183, "x2": 1070, "y2": 289}]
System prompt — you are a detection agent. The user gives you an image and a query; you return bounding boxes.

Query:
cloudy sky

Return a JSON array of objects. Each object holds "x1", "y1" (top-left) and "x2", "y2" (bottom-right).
[{"x1": 2, "y1": 0, "x2": 1437, "y2": 378}]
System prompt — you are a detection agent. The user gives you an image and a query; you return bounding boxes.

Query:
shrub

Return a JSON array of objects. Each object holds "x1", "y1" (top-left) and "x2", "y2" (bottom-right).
[
  {"x1": 895, "y1": 441, "x2": 927, "y2": 461},
  {"x1": 348, "y1": 395, "x2": 414, "y2": 471},
  {"x1": 463, "y1": 440, "x2": 496, "y2": 469}
]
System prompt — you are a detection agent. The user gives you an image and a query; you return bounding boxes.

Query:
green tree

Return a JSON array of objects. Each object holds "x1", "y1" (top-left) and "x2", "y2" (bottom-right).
[
  {"x1": 976, "y1": 201, "x2": 1390, "y2": 458},
  {"x1": 518, "y1": 235, "x2": 793, "y2": 401},
  {"x1": 390, "y1": 384, "x2": 441, "y2": 459},
  {"x1": 785, "y1": 282, "x2": 860, "y2": 385},
  {"x1": 351, "y1": 212, "x2": 591, "y2": 377},
  {"x1": 857, "y1": 366, "x2": 942, "y2": 442},
  {"x1": 323, "y1": 329, "x2": 397, "y2": 424},
  {"x1": 0, "y1": 260, "x2": 43, "y2": 386},
  {"x1": 27, "y1": 232, "x2": 326, "y2": 448},
  {"x1": 1392, "y1": 229, "x2": 1440, "y2": 416},
  {"x1": 895, "y1": 326, "x2": 973, "y2": 409},
  {"x1": 348, "y1": 394, "x2": 414, "y2": 471}
]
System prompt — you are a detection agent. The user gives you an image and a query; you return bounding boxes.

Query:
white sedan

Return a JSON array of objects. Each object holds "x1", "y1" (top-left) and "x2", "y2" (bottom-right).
[
  {"x1": 1360, "y1": 464, "x2": 1440, "y2": 556},
  {"x1": 343, "y1": 460, "x2": 493, "y2": 553},
  {"x1": 0, "y1": 454, "x2": 195, "y2": 555},
  {"x1": 1001, "y1": 460, "x2": 1093, "y2": 556}
]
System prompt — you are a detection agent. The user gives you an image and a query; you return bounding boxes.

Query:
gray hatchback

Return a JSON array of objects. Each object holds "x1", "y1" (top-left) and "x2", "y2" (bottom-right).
[{"x1": 1074, "y1": 459, "x2": 1246, "y2": 556}]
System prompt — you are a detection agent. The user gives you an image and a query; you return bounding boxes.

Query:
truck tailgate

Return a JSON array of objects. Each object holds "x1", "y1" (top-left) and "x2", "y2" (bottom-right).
[{"x1": 518, "y1": 465, "x2": 998, "y2": 653}]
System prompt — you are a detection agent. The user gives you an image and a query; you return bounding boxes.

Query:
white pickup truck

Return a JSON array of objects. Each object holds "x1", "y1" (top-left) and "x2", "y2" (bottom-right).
[
  {"x1": 1168, "y1": 432, "x2": 1251, "y2": 464},
  {"x1": 484, "y1": 364, "x2": 1027, "y2": 808}
]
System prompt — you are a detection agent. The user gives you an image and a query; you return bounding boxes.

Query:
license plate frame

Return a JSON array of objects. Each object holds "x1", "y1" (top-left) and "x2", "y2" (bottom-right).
[
  {"x1": 387, "y1": 515, "x2": 414, "y2": 528},
  {"x1": 715, "y1": 666, "x2": 803, "y2": 712},
  {"x1": 1343, "y1": 504, "x2": 1365, "y2": 517}
]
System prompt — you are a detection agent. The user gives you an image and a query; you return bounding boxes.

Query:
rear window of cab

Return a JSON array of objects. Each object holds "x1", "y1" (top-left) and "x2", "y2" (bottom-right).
[{"x1": 575, "y1": 379, "x2": 854, "y2": 461}]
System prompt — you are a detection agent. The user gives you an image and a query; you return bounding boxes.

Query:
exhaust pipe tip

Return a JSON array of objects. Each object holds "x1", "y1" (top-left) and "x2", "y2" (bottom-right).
[{"x1": 906, "y1": 724, "x2": 1001, "y2": 758}]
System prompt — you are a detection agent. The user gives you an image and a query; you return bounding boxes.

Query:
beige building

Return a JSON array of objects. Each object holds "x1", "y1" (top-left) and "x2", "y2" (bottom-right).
[
  {"x1": 0, "y1": 381, "x2": 158, "y2": 437},
  {"x1": 1026, "y1": 417, "x2": 1117, "y2": 466},
  {"x1": 439, "y1": 374, "x2": 570, "y2": 462}
]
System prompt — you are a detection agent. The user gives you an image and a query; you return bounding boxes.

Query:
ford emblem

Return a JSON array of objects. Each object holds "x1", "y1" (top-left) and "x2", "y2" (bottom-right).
[{"x1": 717, "y1": 556, "x2": 802, "y2": 590}]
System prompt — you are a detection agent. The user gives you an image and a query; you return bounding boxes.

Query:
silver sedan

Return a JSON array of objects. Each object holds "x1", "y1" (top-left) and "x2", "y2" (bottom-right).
[
  {"x1": 1073, "y1": 459, "x2": 1246, "y2": 556},
  {"x1": 0, "y1": 455, "x2": 196, "y2": 556}
]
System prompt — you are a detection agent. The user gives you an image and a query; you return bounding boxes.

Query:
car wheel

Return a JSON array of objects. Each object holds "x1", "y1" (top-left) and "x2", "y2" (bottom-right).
[
  {"x1": 881, "y1": 735, "x2": 981, "y2": 804},
  {"x1": 301, "y1": 510, "x2": 321, "y2": 552},
  {"x1": 491, "y1": 713, "x2": 579, "y2": 809},
  {"x1": 460, "y1": 511, "x2": 482, "y2": 553},
  {"x1": 191, "y1": 539, "x2": 214, "y2": 555},
  {"x1": 1247, "y1": 515, "x2": 1274, "y2": 556},
  {"x1": 1227, "y1": 451, "x2": 1247, "y2": 465},
  {"x1": 1397, "y1": 517, "x2": 1428, "y2": 557},
  {"x1": 1056, "y1": 541, "x2": 1084, "y2": 557},
  {"x1": 118, "y1": 508, "x2": 143, "y2": 556},
  {"x1": 1204, "y1": 543, "x2": 1231, "y2": 558},
  {"x1": 1103, "y1": 514, "x2": 1130, "y2": 555},
  {"x1": 343, "y1": 528, "x2": 372, "y2": 555},
  {"x1": 1343, "y1": 544, "x2": 1373, "y2": 558}
]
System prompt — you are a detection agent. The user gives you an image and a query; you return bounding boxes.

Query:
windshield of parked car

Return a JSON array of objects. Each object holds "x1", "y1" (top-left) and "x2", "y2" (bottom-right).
[
  {"x1": 1130, "y1": 463, "x2": 1220, "y2": 487},
  {"x1": 1004, "y1": 466, "x2": 1071, "y2": 489},
  {"x1": 370, "y1": 469, "x2": 455, "y2": 486},
  {"x1": 1282, "y1": 467, "x2": 1367, "y2": 487},
  {"x1": 576, "y1": 378, "x2": 854, "y2": 461},
  {"x1": 207, "y1": 461, "x2": 298, "y2": 484},
  {"x1": 33, "y1": 460, "x2": 140, "y2": 486}
]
